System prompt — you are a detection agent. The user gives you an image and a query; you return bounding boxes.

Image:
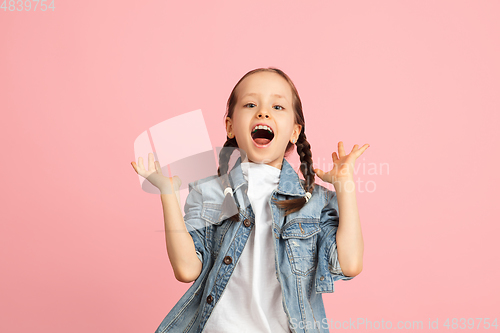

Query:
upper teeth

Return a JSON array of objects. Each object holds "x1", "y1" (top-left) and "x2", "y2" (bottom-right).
[{"x1": 252, "y1": 125, "x2": 273, "y2": 134}]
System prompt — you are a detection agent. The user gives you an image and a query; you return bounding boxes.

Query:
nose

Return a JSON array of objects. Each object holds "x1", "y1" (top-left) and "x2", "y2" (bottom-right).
[{"x1": 256, "y1": 108, "x2": 270, "y2": 119}]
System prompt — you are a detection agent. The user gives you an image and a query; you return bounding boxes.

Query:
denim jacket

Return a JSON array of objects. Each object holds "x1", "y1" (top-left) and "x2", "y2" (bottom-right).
[{"x1": 155, "y1": 156, "x2": 354, "y2": 333}]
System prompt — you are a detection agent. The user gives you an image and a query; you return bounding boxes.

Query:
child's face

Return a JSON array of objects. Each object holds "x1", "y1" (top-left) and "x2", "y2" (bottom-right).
[{"x1": 226, "y1": 71, "x2": 302, "y2": 169}]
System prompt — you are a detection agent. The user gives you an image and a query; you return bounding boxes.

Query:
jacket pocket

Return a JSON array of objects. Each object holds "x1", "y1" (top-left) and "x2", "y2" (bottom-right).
[
  {"x1": 201, "y1": 202, "x2": 226, "y2": 225},
  {"x1": 200, "y1": 202, "x2": 236, "y2": 257},
  {"x1": 282, "y1": 218, "x2": 321, "y2": 276}
]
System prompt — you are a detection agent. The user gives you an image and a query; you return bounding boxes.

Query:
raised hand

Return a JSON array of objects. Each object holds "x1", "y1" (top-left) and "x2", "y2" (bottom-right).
[
  {"x1": 131, "y1": 152, "x2": 181, "y2": 195},
  {"x1": 313, "y1": 141, "x2": 369, "y2": 185}
]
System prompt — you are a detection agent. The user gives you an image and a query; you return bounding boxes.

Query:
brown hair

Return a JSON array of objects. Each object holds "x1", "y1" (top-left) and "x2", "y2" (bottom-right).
[{"x1": 217, "y1": 67, "x2": 316, "y2": 218}]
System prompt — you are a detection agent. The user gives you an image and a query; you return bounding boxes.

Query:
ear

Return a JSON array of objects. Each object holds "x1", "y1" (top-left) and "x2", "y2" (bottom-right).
[
  {"x1": 292, "y1": 124, "x2": 302, "y2": 141},
  {"x1": 225, "y1": 117, "x2": 233, "y2": 137}
]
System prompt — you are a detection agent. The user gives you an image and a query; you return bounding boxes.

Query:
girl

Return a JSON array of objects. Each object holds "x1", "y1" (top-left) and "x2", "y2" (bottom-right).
[{"x1": 131, "y1": 67, "x2": 368, "y2": 333}]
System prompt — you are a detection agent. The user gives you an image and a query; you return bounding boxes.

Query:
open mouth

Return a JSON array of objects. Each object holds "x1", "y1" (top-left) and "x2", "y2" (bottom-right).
[{"x1": 251, "y1": 124, "x2": 274, "y2": 146}]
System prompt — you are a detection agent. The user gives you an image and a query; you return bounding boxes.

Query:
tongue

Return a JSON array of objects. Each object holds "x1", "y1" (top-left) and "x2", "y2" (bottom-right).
[{"x1": 254, "y1": 138, "x2": 271, "y2": 145}]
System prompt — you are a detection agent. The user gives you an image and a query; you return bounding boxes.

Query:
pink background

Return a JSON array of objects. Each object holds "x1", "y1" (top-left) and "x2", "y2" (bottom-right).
[{"x1": 1, "y1": 1, "x2": 499, "y2": 332}]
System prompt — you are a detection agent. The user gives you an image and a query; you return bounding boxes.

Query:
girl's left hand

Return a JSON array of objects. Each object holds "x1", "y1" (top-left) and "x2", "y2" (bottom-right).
[{"x1": 313, "y1": 141, "x2": 370, "y2": 185}]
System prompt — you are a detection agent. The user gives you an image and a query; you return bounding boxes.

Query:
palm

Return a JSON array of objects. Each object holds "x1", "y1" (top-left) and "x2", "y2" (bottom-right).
[
  {"x1": 314, "y1": 141, "x2": 370, "y2": 184},
  {"x1": 131, "y1": 152, "x2": 181, "y2": 194}
]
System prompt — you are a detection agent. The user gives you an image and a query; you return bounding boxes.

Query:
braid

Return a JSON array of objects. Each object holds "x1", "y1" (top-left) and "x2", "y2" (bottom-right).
[
  {"x1": 217, "y1": 137, "x2": 240, "y2": 222},
  {"x1": 217, "y1": 137, "x2": 238, "y2": 177},
  {"x1": 272, "y1": 129, "x2": 316, "y2": 217},
  {"x1": 296, "y1": 130, "x2": 316, "y2": 194}
]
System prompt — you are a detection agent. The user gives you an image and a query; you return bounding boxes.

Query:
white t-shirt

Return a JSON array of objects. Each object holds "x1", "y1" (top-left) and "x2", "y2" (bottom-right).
[{"x1": 203, "y1": 161, "x2": 291, "y2": 333}]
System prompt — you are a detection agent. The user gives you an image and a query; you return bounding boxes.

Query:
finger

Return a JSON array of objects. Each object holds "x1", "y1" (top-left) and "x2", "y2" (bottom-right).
[
  {"x1": 338, "y1": 141, "x2": 346, "y2": 157},
  {"x1": 331, "y1": 151, "x2": 339, "y2": 162},
  {"x1": 148, "y1": 153, "x2": 155, "y2": 172},
  {"x1": 131, "y1": 161, "x2": 138, "y2": 173},
  {"x1": 355, "y1": 144, "x2": 370, "y2": 157},
  {"x1": 138, "y1": 156, "x2": 145, "y2": 170},
  {"x1": 351, "y1": 144, "x2": 359, "y2": 153},
  {"x1": 155, "y1": 161, "x2": 163, "y2": 175},
  {"x1": 313, "y1": 167, "x2": 324, "y2": 181}
]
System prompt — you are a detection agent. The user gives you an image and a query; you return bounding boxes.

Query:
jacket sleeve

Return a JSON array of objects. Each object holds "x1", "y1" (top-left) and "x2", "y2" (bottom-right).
[
  {"x1": 183, "y1": 180, "x2": 208, "y2": 264},
  {"x1": 318, "y1": 189, "x2": 355, "y2": 282}
]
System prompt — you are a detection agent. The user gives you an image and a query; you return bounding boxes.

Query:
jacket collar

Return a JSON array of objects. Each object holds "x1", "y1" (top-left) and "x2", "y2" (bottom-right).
[{"x1": 228, "y1": 156, "x2": 307, "y2": 197}]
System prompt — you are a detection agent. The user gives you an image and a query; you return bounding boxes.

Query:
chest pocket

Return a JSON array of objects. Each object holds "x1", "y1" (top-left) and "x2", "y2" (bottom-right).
[
  {"x1": 200, "y1": 202, "x2": 234, "y2": 256},
  {"x1": 282, "y1": 218, "x2": 321, "y2": 276}
]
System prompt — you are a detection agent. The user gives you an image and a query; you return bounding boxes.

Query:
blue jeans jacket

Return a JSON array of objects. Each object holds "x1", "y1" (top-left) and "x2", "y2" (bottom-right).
[{"x1": 155, "y1": 156, "x2": 354, "y2": 333}]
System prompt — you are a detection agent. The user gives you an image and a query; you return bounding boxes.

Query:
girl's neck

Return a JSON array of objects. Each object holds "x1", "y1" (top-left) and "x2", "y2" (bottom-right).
[{"x1": 242, "y1": 156, "x2": 284, "y2": 170}]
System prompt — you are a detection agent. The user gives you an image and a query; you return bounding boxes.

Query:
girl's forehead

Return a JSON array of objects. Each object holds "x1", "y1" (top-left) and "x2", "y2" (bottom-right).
[{"x1": 237, "y1": 72, "x2": 293, "y2": 99}]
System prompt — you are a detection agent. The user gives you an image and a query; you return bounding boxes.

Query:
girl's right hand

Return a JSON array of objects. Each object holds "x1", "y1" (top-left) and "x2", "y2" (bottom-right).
[{"x1": 131, "y1": 152, "x2": 181, "y2": 194}]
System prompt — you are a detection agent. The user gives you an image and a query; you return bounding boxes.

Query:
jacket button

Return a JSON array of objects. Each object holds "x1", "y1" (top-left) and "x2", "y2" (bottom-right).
[
  {"x1": 320, "y1": 276, "x2": 325, "y2": 281},
  {"x1": 223, "y1": 256, "x2": 233, "y2": 265},
  {"x1": 207, "y1": 295, "x2": 213, "y2": 304},
  {"x1": 243, "y1": 219, "x2": 251, "y2": 227}
]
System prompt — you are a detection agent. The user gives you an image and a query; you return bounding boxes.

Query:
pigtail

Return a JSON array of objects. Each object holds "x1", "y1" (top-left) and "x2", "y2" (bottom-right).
[
  {"x1": 272, "y1": 128, "x2": 316, "y2": 217},
  {"x1": 296, "y1": 129, "x2": 316, "y2": 195},
  {"x1": 217, "y1": 137, "x2": 241, "y2": 222}
]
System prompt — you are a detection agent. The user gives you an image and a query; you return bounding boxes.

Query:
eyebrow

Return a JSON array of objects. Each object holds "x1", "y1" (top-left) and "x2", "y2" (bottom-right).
[{"x1": 242, "y1": 92, "x2": 287, "y2": 100}]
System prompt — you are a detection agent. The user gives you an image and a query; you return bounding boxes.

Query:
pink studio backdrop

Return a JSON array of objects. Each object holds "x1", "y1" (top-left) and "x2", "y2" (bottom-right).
[{"x1": 1, "y1": 1, "x2": 499, "y2": 332}]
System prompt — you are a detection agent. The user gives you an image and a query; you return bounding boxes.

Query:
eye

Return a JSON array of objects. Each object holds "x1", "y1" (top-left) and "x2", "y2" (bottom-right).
[
  {"x1": 273, "y1": 105, "x2": 284, "y2": 110},
  {"x1": 244, "y1": 103, "x2": 256, "y2": 108}
]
